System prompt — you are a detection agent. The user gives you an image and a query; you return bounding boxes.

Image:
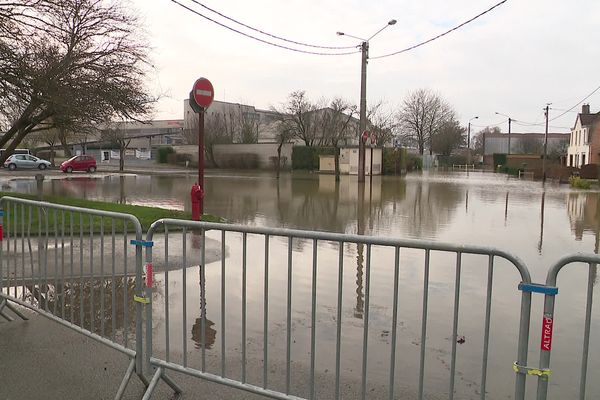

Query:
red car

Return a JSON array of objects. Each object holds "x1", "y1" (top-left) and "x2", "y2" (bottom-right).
[{"x1": 60, "y1": 155, "x2": 97, "y2": 173}]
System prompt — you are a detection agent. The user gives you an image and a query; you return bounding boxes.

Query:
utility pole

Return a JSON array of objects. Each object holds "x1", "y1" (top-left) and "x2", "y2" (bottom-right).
[
  {"x1": 495, "y1": 112, "x2": 513, "y2": 155},
  {"x1": 507, "y1": 117, "x2": 512, "y2": 155},
  {"x1": 467, "y1": 116, "x2": 478, "y2": 165},
  {"x1": 542, "y1": 104, "x2": 550, "y2": 182},
  {"x1": 358, "y1": 41, "x2": 368, "y2": 183},
  {"x1": 337, "y1": 20, "x2": 395, "y2": 185},
  {"x1": 467, "y1": 121, "x2": 472, "y2": 164}
]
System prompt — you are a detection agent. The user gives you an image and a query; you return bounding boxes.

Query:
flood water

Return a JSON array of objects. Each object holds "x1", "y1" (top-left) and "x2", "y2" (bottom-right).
[
  {"x1": 3, "y1": 170, "x2": 600, "y2": 399},
  {"x1": 6, "y1": 171, "x2": 599, "y2": 276}
]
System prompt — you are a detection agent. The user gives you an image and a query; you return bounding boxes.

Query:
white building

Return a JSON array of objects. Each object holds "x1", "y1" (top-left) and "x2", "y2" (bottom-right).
[
  {"x1": 183, "y1": 99, "x2": 280, "y2": 143},
  {"x1": 567, "y1": 104, "x2": 600, "y2": 167}
]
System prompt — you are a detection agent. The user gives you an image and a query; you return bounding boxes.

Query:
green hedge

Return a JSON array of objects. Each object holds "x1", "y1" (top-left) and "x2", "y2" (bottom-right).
[
  {"x1": 437, "y1": 155, "x2": 468, "y2": 167},
  {"x1": 292, "y1": 146, "x2": 335, "y2": 170},
  {"x1": 570, "y1": 176, "x2": 592, "y2": 189},
  {"x1": 407, "y1": 153, "x2": 423, "y2": 171},
  {"x1": 382, "y1": 148, "x2": 422, "y2": 174},
  {"x1": 383, "y1": 148, "x2": 405, "y2": 174},
  {"x1": 157, "y1": 146, "x2": 175, "y2": 163},
  {"x1": 493, "y1": 153, "x2": 507, "y2": 167},
  {"x1": 497, "y1": 165, "x2": 520, "y2": 176}
]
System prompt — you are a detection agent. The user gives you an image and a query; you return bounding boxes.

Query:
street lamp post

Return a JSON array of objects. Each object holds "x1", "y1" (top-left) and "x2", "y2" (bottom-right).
[
  {"x1": 467, "y1": 116, "x2": 478, "y2": 165},
  {"x1": 495, "y1": 112, "x2": 513, "y2": 154},
  {"x1": 542, "y1": 104, "x2": 550, "y2": 182},
  {"x1": 337, "y1": 19, "x2": 396, "y2": 183}
]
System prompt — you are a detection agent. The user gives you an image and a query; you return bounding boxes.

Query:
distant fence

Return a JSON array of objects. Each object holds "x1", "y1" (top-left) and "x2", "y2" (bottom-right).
[
  {"x1": 452, "y1": 164, "x2": 475, "y2": 171},
  {"x1": 1, "y1": 197, "x2": 600, "y2": 400},
  {"x1": 518, "y1": 170, "x2": 535, "y2": 180}
]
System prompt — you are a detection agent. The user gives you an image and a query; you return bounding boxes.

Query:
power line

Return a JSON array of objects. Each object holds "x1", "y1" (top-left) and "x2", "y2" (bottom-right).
[
  {"x1": 512, "y1": 120, "x2": 543, "y2": 127},
  {"x1": 512, "y1": 121, "x2": 570, "y2": 130},
  {"x1": 370, "y1": 0, "x2": 508, "y2": 60},
  {"x1": 549, "y1": 107, "x2": 578, "y2": 113},
  {"x1": 471, "y1": 118, "x2": 507, "y2": 128},
  {"x1": 171, "y1": 0, "x2": 360, "y2": 56},
  {"x1": 186, "y1": 0, "x2": 356, "y2": 50},
  {"x1": 549, "y1": 84, "x2": 600, "y2": 122}
]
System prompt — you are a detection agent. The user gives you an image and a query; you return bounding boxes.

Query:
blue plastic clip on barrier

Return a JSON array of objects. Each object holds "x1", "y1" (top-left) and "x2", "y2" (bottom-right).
[
  {"x1": 518, "y1": 282, "x2": 558, "y2": 296},
  {"x1": 130, "y1": 240, "x2": 153, "y2": 248}
]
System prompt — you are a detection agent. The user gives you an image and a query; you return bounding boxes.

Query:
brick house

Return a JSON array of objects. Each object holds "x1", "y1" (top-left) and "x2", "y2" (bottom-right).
[{"x1": 567, "y1": 104, "x2": 600, "y2": 167}]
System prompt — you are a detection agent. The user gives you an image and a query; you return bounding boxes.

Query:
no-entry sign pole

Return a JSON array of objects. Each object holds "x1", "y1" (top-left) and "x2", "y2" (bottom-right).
[
  {"x1": 198, "y1": 110, "x2": 205, "y2": 199},
  {"x1": 189, "y1": 77, "x2": 214, "y2": 220}
]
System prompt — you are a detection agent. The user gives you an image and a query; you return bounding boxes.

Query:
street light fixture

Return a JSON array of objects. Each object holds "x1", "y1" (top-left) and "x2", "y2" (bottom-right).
[
  {"x1": 337, "y1": 19, "x2": 396, "y2": 183},
  {"x1": 495, "y1": 112, "x2": 512, "y2": 154},
  {"x1": 467, "y1": 116, "x2": 478, "y2": 164}
]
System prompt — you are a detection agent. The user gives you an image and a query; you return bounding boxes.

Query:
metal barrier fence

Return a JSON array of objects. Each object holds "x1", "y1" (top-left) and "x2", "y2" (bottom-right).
[
  {"x1": 3, "y1": 197, "x2": 600, "y2": 400},
  {"x1": 531, "y1": 253, "x2": 600, "y2": 400},
  {"x1": 0, "y1": 196, "x2": 148, "y2": 399},
  {"x1": 141, "y1": 219, "x2": 534, "y2": 400}
]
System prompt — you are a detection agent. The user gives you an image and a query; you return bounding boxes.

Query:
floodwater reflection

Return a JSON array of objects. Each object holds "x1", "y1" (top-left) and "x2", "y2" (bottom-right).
[
  {"x1": 5, "y1": 171, "x2": 600, "y2": 398},
  {"x1": 4, "y1": 277, "x2": 137, "y2": 346}
]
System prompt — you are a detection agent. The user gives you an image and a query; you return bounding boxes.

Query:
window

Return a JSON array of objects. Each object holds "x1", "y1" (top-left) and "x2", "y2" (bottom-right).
[
  {"x1": 582, "y1": 154, "x2": 586, "y2": 165},
  {"x1": 15, "y1": 155, "x2": 26, "y2": 160}
]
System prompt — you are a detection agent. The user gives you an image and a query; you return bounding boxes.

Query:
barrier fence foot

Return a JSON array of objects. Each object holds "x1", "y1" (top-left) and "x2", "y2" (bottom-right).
[
  {"x1": 114, "y1": 358, "x2": 136, "y2": 400},
  {"x1": 137, "y1": 369, "x2": 150, "y2": 388},
  {"x1": 0, "y1": 298, "x2": 28, "y2": 321},
  {"x1": 142, "y1": 367, "x2": 183, "y2": 400},
  {"x1": 142, "y1": 367, "x2": 163, "y2": 400},
  {"x1": 162, "y1": 371, "x2": 183, "y2": 395}
]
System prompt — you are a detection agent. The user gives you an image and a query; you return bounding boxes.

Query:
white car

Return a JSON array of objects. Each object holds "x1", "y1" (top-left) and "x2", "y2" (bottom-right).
[{"x1": 4, "y1": 154, "x2": 52, "y2": 170}]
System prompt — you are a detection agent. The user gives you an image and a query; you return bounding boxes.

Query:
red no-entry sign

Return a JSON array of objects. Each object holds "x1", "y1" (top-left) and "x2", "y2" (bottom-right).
[
  {"x1": 361, "y1": 130, "x2": 369, "y2": 143},
  {"x1": 192, "y1": 78, "x2": 214, "y2": 109}
]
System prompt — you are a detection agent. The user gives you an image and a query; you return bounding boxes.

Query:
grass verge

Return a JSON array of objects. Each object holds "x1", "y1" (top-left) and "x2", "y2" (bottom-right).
[{"x1": 0, "y1": 192, "x2": 224, "y2": 233}]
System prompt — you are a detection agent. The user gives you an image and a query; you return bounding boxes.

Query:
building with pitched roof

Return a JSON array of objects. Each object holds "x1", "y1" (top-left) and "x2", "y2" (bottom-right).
[{"x1": 567, "y1": 104, "x2": 600, "y2": 167}]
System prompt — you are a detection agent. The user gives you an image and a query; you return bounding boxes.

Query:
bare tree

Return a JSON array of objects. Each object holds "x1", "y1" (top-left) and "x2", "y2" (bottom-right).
[
  {"x1": 431, "y1": 119, "x2": 466, "y2": 156},
  {"x1": 318, "y1": 98, "x2": 357, "y2": 180},
  {"x1": 367, "y1": 100, "x2": 396, "y2": 147},
  {"x1": 237, "y1": 106, "x2": 260, "y2": 144},
  {"x1": 274, "y1": 91, "x2": 323, "y2": 146},
  {"x1": 36, "y1": 126, "x2": 59, "y2": 165},
  {"x1": 102, "y1": 123, "x2": 130, "y2": 172},
  {"x1": 397, "y1": 89, "x2": 455, "y2": 155},
  {"x1": 517, "y1": 136, "x2": 543, "y2": 154},
  {"x1": 548, "y1": 140, "x2": 568, "y2": 161},
  {"x1": 473, "y1": 126, "x2": 501, "y2": 155},
  {"x1": 274, "y1": 122, "x2": 292, "y2": 179},
  {"x1": 0, "y1": 0, "x2": 155, "y2": 163}
]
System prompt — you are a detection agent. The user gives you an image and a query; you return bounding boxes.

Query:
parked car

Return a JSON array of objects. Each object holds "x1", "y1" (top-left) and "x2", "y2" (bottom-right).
[
  {"x1": 60, "y1": 155, "x2": 97, "y2": 173},
  {"x1": 4, "y1": 154, "x2": 51, "y2": 170}
]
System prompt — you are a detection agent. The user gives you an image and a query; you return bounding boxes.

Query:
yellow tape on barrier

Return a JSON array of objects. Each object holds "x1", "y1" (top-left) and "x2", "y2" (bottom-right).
[
  {"x1": 513, "y1": 362, "x2": 551, "y2": 377},
  {"x1": 133, "y1": 295, "x2": 150, "y2": 304}
]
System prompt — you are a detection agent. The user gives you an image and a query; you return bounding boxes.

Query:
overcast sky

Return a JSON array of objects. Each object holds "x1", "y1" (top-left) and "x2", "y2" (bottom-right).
[{"x1": 132, "y1": 0, "x2": 600, "y2": 134}]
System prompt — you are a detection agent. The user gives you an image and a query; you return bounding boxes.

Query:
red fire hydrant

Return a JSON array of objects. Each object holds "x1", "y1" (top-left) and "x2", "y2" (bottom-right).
[{"x1": 191, "y1": 183, "x2": 204, "y2": 221}]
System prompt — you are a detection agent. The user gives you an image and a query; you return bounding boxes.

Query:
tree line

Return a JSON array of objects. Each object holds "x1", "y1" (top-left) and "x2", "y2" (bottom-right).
[{"x1": 198, "y1": 88, "x2": 467, "y2": 156}]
